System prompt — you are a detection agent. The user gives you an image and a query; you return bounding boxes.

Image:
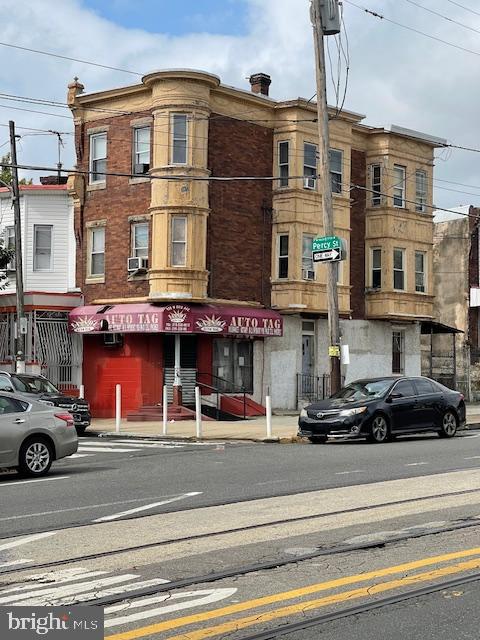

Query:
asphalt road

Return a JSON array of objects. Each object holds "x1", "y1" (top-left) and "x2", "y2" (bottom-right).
[{"x1": 0, "y1": 431, "x2": 480, "y2": 536}]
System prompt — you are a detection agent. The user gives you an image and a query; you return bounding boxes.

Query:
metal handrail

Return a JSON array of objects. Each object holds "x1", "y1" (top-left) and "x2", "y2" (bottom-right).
[
  {"x1": 196, "y1": 371, "x2": 246, "y2": 394},
  {"x1": 195, "y1": 376, "x2": 247, "y2": 420}
]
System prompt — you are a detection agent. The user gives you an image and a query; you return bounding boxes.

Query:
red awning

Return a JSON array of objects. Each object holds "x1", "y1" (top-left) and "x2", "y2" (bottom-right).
[{"x1": 68, "y1": 303, "x2": 283, "y2": 337}]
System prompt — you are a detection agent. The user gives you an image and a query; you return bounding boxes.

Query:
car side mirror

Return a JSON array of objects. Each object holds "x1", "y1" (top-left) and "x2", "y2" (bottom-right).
[{"x1": 387, "y1": 392, "x2": 403, "y2": 402}]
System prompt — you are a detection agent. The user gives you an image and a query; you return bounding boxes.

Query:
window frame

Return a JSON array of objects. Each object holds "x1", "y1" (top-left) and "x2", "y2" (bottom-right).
[
  {"x1": 415, "y1": 250, "x2": 426, "y2": 293},
  {"x1": 170, "y1": 216, "x2": 187, "y2": 267},
  {"x1": 371, "y1": 164, "x2": 382, "y2": 206},
  {"x1": 393, "y1": 164, "x2": 406, "y2": 208},
  {"x1": 329, "y1": 148, "x2": 343, "y2": 195},
  {"x1": 132, "y1": 126, "x2": 151, "y2": 174},
  {"x1": 303, "y1": 142, "x2": 317, "y2": 189},
  {"x1": 88, "y1": 226, "x2": 105, "y2": 277},
  {"x1": 392, "y1": 330, "x2": 405, "y2": 375},
  {"x1": 131, "y1": 222, "x2": 149, "y2": 259},
  {"x1": 89, "y1": 132, "x2": 107, "y2": 184},
  {"x1": 278, "y1": 140, "x2": 289, "y2": 188},
  {"x1": 393, "y1": 248, "x2": 405, "y2": 291},
  {"x1": 371, "y1": 247, "x2": 382, "y2": 289},
  {"x1": 302, "y1": 233, "x2": 315, "y2": 280},
  {"x1": 33, "y1": 224, "x2": 53, "y2": 272},
  {"x1": 277, "y1": 233, "x2": 289, "y2": 279},
  {"x1": 171, "y1": 113, "x2": 188, "y2": 166},
  {"x1": 415, "y1": 170, "x2": 427, "y2": 213}
]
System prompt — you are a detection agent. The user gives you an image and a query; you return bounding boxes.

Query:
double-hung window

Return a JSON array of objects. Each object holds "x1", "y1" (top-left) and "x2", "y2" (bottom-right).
[
  {"x1": 278, "y1": 141, "x2": 289, "y2": 188},
  {"x1": 371, "y1": 164, "x2": 382, "y2": 206},
  {"x1": 415, "y1": 170, "x2": 427, "y2": 213},
  {"x1": 393, "y1": 248, "x2": 405, "y2": 290},
  {"x1": 302, "y1": 234, "x2": 315, "y2": 280},
  {"x1": 171, "y1": 216, "x2": 187, "y2": 266},
  {"x1": 329, "y1": 149, "x2": 343, "y2": 194},
  {"x1": 393, "y1": 165, "x2": 406, "y2": 208},
  {"x1": 33, "y1": 225, "x2": 52, "y2": 271},
  {"x1": 303, "y1": 143, "x2": 317, "y2": 189},
  {"x1": 278, "y1": 234, "x2": 289, "y2": 279},
  {"x1": 132, "y1": 223, "x2": 149, "y2": 259},
  {"x1": 89, "y1": 133, "x2": 107, "y2": 183},
  {"x1": 415, "y1": 251, "x2": 426, "y2": 293},
  {"x1": 89, "y1": 227, "x2": 105, "y2": 277},
  {"x1": 171, "y1": 114, "x2": 188, "y2": 165},
  {"x1": 132, "y1": 126, "x2": 151, "y2": 174},
  {"x1": 371, "y1": 248, "x2": 382, "y2": 289},
  {"x1": 5, "y1": 226, "x2": 14, "y2": 270}
]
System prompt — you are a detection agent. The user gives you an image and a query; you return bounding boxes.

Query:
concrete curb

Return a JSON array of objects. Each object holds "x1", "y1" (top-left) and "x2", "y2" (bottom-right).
[{"x1": 92, "y1": 431, "x2": 281, "y2": 444}]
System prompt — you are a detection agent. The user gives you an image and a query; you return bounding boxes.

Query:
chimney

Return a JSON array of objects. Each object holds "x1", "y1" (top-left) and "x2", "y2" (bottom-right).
[
  {"x1": 40, "y1": 176, "x2": 68, "y2": 185},
  {"x1": 249, "y1": 73, "x2": 271, "y2": 97},
  {"x1": 67, "y1": 76, "x2": 85, "y2": 107}
]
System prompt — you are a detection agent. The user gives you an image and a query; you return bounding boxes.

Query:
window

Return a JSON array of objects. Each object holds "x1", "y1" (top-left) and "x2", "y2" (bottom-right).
[
  {"x1": 89, "y1": 227, "x2": 105, "y2": 276},
  {"x1": 89, "y1": 133, "x2": 107, "y2": 183},
  {"x1": 393, "y1": 380, "x2": 415, "y2": 397},
  {"x1": 329, "y1": 149, "x2": 343, "y2": 194},
  {"x1": 171, "y1": 216, "x2": 186, "y2": 266},
  {"x1": 415, "y1": 251, "x2": 426, "y2": 293},
  {"x1": 0, "y1": 376, "x2": 14, "y2": 392},
  {"x1": 171, "y1": 114, "x2": 188, "y2": 165},
  {"x1": 0, "y1": 395, "x2": 26, "y2": 414},
  {"x1": 4, "y1": 226, "x2": 14, "y2": 270},
  {"x1": 33, "y1": 225, "x2": 52, "y2": 271},
  {"x1": 393, "y1": 165, "x2": 406, "y2": 208},
  {"x1": 371, "y1": 248, "x2": 382, "y2": 289},
  {"x1": 278, "y1": 141, "x2": 289, "y2": 188},
  {"x1": 393, "y1": 248, "x2": 405, "y2": 290},
  {"x1": 132, "y1": 126, "x2": 151, "y2": 173},
  {"x1": 131, "y1": 223, "x2": 149, "y2": 258},
  {"x1": 414, "y1": 378, "x2": 435, "y2": 395},
  {"x1": 415, "y1": 170, "x2": 427, "y2": 213},
  {"x1": 303, "y1": 143, "x2": 317, "y2": 189},
  {"x1": 371, "y1": 164, "x2": 382, "y2": 206},
  {"x1": 213, "y1": 339, "x2": 253, "y2": 393},
  {"x1": 392, "y1": 330, "x2": 405, "y2": 374},
  {"x1": 302, "y1": 234, "x2": 315, "y2": 280},
  {"x1": 278, "y1": 234, "x2": 289, "y2": 279}
]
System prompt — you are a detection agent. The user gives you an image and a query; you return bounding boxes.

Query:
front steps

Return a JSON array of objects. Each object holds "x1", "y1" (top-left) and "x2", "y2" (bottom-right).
[{"x1": 126, "y1": 404, "x2": 213, "y2": 422}]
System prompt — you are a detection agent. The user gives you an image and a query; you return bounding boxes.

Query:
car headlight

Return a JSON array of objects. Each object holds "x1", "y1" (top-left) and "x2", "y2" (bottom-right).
[
  {"x1": 300, "y1": 408, "x2": 308, "y2": 418},
  {"x1": 339, "y1": 406, "x2": 367, "y2": 417}
]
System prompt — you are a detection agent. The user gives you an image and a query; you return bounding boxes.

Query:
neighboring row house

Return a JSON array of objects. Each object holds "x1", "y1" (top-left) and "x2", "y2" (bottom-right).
[
  {"x1": 0, "y1": 180, "x2": 82, "y2": 390},
  {"x1": 66, "y1": 69, "x2": 445, "y2": 417}
]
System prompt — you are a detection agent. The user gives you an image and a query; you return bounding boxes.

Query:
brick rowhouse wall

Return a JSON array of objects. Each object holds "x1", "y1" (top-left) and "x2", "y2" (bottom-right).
[
  {"x1": 349, "y1": 149, "x2": 366, "y2": 319},
  {"x1": 207, "y1": 114, "x2": 273, "y2": 306},
  {"x1": 469, "y1": 206, "x2": 480, "y2": 349},
  {"x1": 75, "y1": 112, "x2": 152, "y2": 303}
]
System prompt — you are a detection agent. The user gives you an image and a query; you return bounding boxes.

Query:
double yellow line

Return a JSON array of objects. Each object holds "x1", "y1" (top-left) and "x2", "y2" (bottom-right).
[{"x1": 106, "y1": 545, "x2": 480, "y2": 640}]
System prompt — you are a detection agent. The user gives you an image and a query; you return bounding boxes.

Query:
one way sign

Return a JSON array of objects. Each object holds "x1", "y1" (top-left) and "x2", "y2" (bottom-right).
[{"x1": 313, "y1": 248, "x2": 341, "y2": 262}]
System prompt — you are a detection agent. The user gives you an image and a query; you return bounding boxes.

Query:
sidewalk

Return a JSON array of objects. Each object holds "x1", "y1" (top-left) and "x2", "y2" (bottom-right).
[{"x1": 88, "y1": 405, "x2": 480, "y2": 443}]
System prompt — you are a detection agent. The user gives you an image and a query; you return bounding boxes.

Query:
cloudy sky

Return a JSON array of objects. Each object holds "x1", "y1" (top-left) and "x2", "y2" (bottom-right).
[{"x1": 2, "y1": 0, "x2": 480, "y2": 209}]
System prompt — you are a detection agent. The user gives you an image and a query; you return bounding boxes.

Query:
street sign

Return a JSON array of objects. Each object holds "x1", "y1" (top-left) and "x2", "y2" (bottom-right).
[
  {"x1": 312, "y1": 235, "x2": 346, "y2": 263},
  {"x1": 329, "y1": 345, "x2": 340, "y2": 357}
]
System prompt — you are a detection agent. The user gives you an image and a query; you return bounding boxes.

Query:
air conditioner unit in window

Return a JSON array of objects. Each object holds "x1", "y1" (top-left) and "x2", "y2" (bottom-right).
[
  {"x1": 104, "y1": 333, "x2": 123, "y2": 346},
  {"x1": 127, "y1": 256, "x2": 149, "y2": 272},
  {"x1": 302, "y1": 269, "x2": 315, "y2": 281},
  {"x1": 304, "y1": 177, "x2": 316, "y2": 190},
  {"x1": 134, "y1": 163, "x2": 150, "y2": 175}
]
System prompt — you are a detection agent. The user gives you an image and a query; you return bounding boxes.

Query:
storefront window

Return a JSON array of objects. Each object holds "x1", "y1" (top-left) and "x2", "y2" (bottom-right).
[{"x1": 213, "y1": 338, "x2": 253, "y2": 393}]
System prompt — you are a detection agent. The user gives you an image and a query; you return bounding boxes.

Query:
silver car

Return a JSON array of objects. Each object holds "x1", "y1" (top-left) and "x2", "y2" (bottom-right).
[{"x1": 0, "y1": 392, "x2": 78, "y2": 477}]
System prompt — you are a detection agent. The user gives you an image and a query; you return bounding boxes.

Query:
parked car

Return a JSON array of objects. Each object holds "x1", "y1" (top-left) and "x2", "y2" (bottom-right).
[
  {"x1": 0, "y1": 392, "x2": 78, "y2": 476},
  {"x1": 0, "y1": 371, "x2": 91, "y2": 434},
  {"x1": 298, "y1": 376, "x2": 466, "y2": 444}
]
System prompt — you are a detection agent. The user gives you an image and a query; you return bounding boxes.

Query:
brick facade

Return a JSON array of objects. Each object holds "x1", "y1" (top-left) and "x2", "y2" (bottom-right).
[
  {"x1": 349, "y1": 148, "x2": 367, "y2": 319},
  {"x1": 207, "y1": 115, "x2": 273, "y2": 305}
]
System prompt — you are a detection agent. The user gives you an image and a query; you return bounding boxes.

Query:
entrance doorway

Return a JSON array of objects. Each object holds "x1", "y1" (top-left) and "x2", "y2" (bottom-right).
[
  {"x1": 163, "y1": 335, "x2": 197, "y2": 404},
  {"x1": 301, "y1": 321, "x2": 315, "y2": 397}
]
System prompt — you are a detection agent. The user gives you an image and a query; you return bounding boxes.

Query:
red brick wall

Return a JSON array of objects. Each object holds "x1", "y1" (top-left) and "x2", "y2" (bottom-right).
[
  {"x1": 349, "y1": 149, "x2": 366, "y2": 319},
  {"x1": 207, "y1": 115, "x2": 273, "y2": 305},
  {"x1": 75, "y1": 113, "x2": 152, "y2": 303}
]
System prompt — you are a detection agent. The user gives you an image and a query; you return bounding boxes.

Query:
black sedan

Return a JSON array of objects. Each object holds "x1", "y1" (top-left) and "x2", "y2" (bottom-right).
[{"x1": 298, "y1": 376, "x2": 466, "y2": 444}]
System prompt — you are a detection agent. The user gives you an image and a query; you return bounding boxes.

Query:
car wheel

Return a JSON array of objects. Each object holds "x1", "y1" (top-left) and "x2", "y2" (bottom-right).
[
  {"x1": 308, "y1": 435, "x2": 328, "y2": 444},
  {"x1": 367, "y1": 414, "x2": 390, "y2": 443},
  {"x1": 18, "y1": 438, "x2": 53, "y2": 477},
  {"x1": 439, "y1": 411, "x2": 458, "y2": 438}
]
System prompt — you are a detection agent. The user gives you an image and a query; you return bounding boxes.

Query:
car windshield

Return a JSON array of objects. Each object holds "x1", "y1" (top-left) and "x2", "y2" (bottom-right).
[
  {"x1": 12, "y1": 375, "x2": 60, "y2": 395},
  {"x1": 331, "y1": 379, "x2": 392, "y2": 401}
]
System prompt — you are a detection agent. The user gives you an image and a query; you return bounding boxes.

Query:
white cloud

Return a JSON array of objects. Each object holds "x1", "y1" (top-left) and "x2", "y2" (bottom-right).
[{"x1": 2, "y1": 0, "x2": 480, "y2": 207}]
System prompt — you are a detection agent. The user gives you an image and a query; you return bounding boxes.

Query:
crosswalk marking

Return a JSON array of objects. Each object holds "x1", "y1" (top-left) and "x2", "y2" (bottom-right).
[
  {"x1": 0, "y1": 559, "x2": 32, "y2": 570},
  {"x1": 47, "y1": 578, "x2": 171, "y2": 605},
  {"x1": 77, "y1": 446, "x2": 139, "y2": 453},
  {"x1": 70, "y1": 453, "x2": 94, "y2": 458},
  {"x1": 93, "y1": 491, "x2": 202, "y2": 523},
  {"x1": 0, "y1": 569, "x2": 107, "y2": 596}
]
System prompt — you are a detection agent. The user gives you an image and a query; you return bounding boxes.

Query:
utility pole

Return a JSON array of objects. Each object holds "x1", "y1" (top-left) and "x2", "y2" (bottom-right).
[
  {"x1": 9, "y1": 121, "x2": 26, "y2": 374},
  {"x1": 310, "y1": 0, "x2": 342, "y2": 395}
]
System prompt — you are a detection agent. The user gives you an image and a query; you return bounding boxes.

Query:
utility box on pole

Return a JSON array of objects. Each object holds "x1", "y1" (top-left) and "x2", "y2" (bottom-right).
[{"x1": 319, "y1": 0, "x2": 341, "y2": 35}]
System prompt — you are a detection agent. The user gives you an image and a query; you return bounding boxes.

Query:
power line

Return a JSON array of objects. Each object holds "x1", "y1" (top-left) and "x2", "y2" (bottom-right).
[
  {"x1": 344, "y1": 0, "x2": 480, "y2": 59},
  {"x1": 444, "y1": 0, "x2": 480, "y2": 18},
  {"x1": 0, "y1": 41, "x2": 142, "y2": 76},
  {"x1": 0, "y1": 103, "x2": 72, "y2": 119},
  {"x1": 400, "y1": 0, "x2": 480, "y2": 36}
]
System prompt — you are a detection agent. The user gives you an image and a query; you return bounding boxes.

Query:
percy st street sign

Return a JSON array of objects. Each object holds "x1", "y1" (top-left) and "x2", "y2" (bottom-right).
[{"x1": 312, "y1": 235, "x2": 346, "y2": 263}]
